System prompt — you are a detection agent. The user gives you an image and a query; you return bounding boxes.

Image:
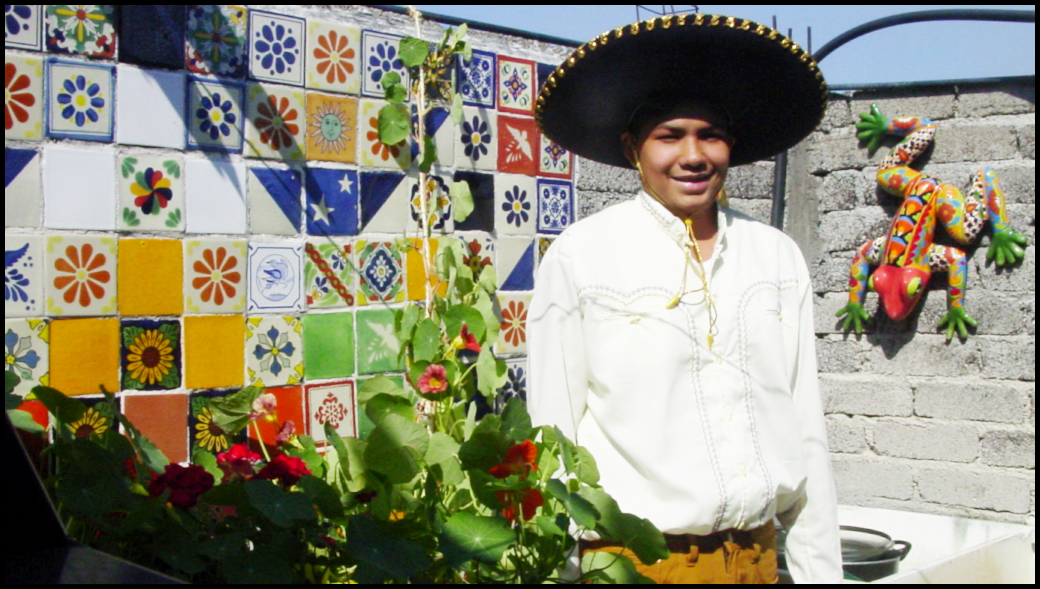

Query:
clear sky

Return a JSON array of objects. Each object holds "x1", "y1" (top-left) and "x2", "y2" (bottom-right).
[{"x1": 408, "y1": 5, "x2": 1035, "y2": 86}]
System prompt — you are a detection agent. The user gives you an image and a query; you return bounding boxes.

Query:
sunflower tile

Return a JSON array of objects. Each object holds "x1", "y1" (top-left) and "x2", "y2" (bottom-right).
[
  {"x1": 185, "y1": 5, "x2": 248, "y2": 79},
  {"x1": 4, "y1": 318, "x2": 49, "y2": 397},
  {"x1": 306, "y1": 380, "x2": 356, "y2": 443},
  {"x1": 5, "y1": 148, "x2": 41, "y2": 227},
  {"x1": 115, "y1": 66, "x2": 187, "y2": 150},
  {"x1": 4, "y1": 53, "x2": 45, "y2": 141},
  {"x1": 45, "y1": 235, "x2": 117, "y2": 317},
  {"x1": 120, "y1": 319, "x2": 181, "y2": 391},
  {"x1": 536, "y1": 179, "x2": 574, "y2": 235},
  {"x1": 245, "y1": 316, "x2": 303, "y2": 388},
  {"x1": 452, "y1": 171, "x2": 494, "y2": 232},
  {"x1": 248, "y1": 10, "x2": 305, "y2": 86},
  {"x1": 45, "y1": 5, "x2": 116, "y2": 58},
  {"x1": 455, "y1": 106, "x2": 497, "y2": 171},
  {"x1": 456, "y1": 49, "x2": 495, "y2": 108},
  {"x1": 248, "y1": 243, "x2": 304, "y2": 313},
  {"x1": 497, "y1": 115, "x2": 539, "y2": 176},
  {"x1": 186, "y1": 77, "x2": 244, "y2": 152},
  {"x1": 494, "y1": 174, "x2": 536, "y2": 235},
  {"x1": 5, "y1": 5, "x2": 43, "y2": 50},
  {"x1": 67, "y1": 398, "x2": 115, "y2": 439},
  {"x1": 360, "y1": 29, "x2": 407, "y2": 100},
  {"x1": 304, "y1": 167, "x2": 359, "y2": 236},
  {"x1": 497, "y1": 55, "x2": 535, "y2": 115},
  {"x1": 49, "y1": 317, "x2": 119, "y2": 396},
  {"x1": 358, "y1": 98, "x2": 411, "y2": 170},
  {"x1": 356, "y1": 307, "x2": 403, "y2": 375},
  {"x1": 184, "y1": 239, "x2": 247, "y2": 314},
  {"x1": 248, "y1": 166, "x2": 302, "y2": 235},
  {"x1": 5, "y1": 235, "x2": 44, "y2": 317},
  {"x1": 496, "y1": 293, "x2": 531, "y2": 356},
  {"x1": 118, "y1": 239, "x2": 183, "y2": 317},
  {"x1": 118, "y1": 155, "x2": 185, "y2": 232},
  {"x1": 497, "y1": 237, "x2": 535, "y2": 292},
  {"x1": 190, "y1": 389, "x2": 246, "y2": 457},
  {"x1": 184, "y1": 315, "x2": 244, "y2": 390},
  {"x1": 45, "y1": 59, "x2": 113, "y2": 142},
  {"x1": 408, "y1": 170, "x2": 453, "y2": 235},
  {"x1": 118, "y1": 6, "x2": 186, "y2": 69},
  {"x1": 355, "y1": 239, "x2": 404, "y2": 306},
  {"x1": 305, "y1": 240, "x2": 354, "y2": 309},
  {"x1": 248, "y1": 385, "x2": 305, "y2": 444},
  {"x1": 358, "y1": 171, "x2": 412, "y2": 234},
  {"x1": 305, "y1": 92, "x2": 357, "y2": 164},
  {"x1": 245, "y1": 82, "x2": 306, "y2": 160},
  {"x1": 302, "y1": 311, "x2": 354, "y2": 380},
  {"x1": 306, "y1": 21, "x2": 360, "y2": 94},
  {"x1": 123, "y1": 393, "x2": 188, "y2": 464},
  {"x1": 43, "y1": 147, "x2": 116, "y2": 231},
  {"x1": 184, "y1": 158, "x2": 247, "y2": 234}
]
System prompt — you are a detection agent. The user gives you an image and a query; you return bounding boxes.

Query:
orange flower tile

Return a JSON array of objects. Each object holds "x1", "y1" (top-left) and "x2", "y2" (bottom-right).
[
  {"x1": 305, "y1": 92, "x2": 357, "y2": 163},
  {"x1": 49, "y1": 318, "x2": 119, "y2": 396},
  {"x1": 123, "y1": 393, "x2": 188, "y2": 464},
  {"x1": 184, "y1": 315, "x2": 244, "y2": 390},
  {"x1": 118, "y1": 239, "x2": 183, "y2": 316}
]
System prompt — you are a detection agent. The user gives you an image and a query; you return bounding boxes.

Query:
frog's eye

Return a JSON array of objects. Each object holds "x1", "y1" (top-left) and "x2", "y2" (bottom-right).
[
  {"x1": 907, "y1": 277, "x2": 922, "y2": 297},
  {"x1": 867, "y1": 274, "x2": 876, "y2": 292}
]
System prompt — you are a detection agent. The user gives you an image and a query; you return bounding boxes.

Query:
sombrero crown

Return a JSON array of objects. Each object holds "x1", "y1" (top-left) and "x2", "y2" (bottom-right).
[{"x1": 536, "y1": 14, "x2": 828, "y2": 168}]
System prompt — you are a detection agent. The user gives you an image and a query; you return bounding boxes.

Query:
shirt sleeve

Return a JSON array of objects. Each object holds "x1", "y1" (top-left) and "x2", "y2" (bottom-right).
[
  {"x1": 527, "y1": 237, "x2": 588, "y2": 444},
  {"x1": 777, "y1": 254, "x2": 844, "y2": 584}
]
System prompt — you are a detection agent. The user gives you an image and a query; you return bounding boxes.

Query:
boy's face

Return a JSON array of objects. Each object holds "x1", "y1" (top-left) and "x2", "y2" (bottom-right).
[{"x1": 623, "y1": 105, "x2": 733, "y2": 220}]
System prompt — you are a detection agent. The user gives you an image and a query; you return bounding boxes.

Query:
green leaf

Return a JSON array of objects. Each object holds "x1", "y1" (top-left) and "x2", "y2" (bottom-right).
[
  {"x1": 581, "y1": 550, "x2": 655, "y2": 584},
  {"x1": 347, "y1": 515, "x2": 432, "y2": 581},
  {"x1": 200, "y1": 481, "x2": 250, "y2": 508},
  {"x1": 577, "y1": 486, "x2": 668, "y2": 565},
  {"x1": 244, "y1": 479, "x2": 317, "y2": 528},
  {"x1": 31, "y1": 386, "x2": 86, "y2": 428},
  {"x1": 377, "y1": 103, "x2": 410, "y2": 146},
  {"x1": 473, "y1": 290, "x2": 500, "y2": 343},
  {"x1": 475, "y1": 348, "x2": 507, "y2": 399},
  {"x1": 284, "y1": 434, "x2": 325, "y2": 476},
  {"x1": 535, "y1": 514, "x2": 567, "y2": 537},
  {"x1": 443, "y1": 303, "x2": 487, "y2": 343},
  {"x1": 325, "y1": 424, "x2": 368, "y2": 492},
  {"x1": 450, "y1": 180, "x2": 474, "y2": 223},
  {"x1": 209, "y1": 386, "x2": 262, "y2": 436},
  {"x1": 450, "y1": 90, "x2": 464, "y2": 125},
  {"x1": 192, "y1": 449, "x2": 221, "y2": 481},
  {"x1": 116, "y1": 409, "x2": 169, "y2": 474},
  {"x1": 8, "y1": 409, "x2": 45, "y2": 434},
  {"x1": 572, "y1": 446, "x2": 601, "y2": 486},
  {"x1": 5, "y1": 372, "x2": 21, "y2": 407},
  {"x1": 358, "y1": 375, "x2": 407, "y2": 403},
  {"x1": 122, "y1": 207, "x2": 140, "y2": 227},
  {"x1": 155, "y1": 535, "x2": 209, "y2": 576},
  {"x1": 162, "y1": 159, "x2": 181, "y2": 179},
  {"x1": 363, "y1": 413, "x2": 429, "y2": 484},
  {"x1": 400, "y1": 36, "x2": 430, "y2": 68},
  {"x1": 383, "y1": 75, "x2": 408, "y2": 104},
  {"x1": 364, "y1": 392, "x2": 416, "y2": 425},
  {"x1": 418, "y1": 135, "x2": 438, "y2": 173},
  {"x1": 298, "y1": 475, "x2": 345, "y2": 519},
  {"x1": 425, "y1": 431, "x2": 461, "y2": 465},
  {"x1": 395, "y1": 305, "x2": 421, "y2": 349},
  {"x1": 499, "y1": 397, "x2": 532, "y2": 442},
  {"x1": 476, "y1": 265, "x2": 497, "y2": 296},
  {"x1": 440, "y1": 512, "x2": 516, "y2": 566},
  {"x1": 412, "y1": 318, "x2": 442, "y2": 363},
  {"x1": 435, "y1": 236, "x2": 464, "y2": 281},
  {"x1": 459, "y1": 431, "x2": 510, "y2": 473},
  {"x1": 196, "y1": 531, "x2": 249, "y2": 562},
  {"x1": 222, "y1": 544, "x2": 295, "y2": 584},
  {"x1": 545, "y1": 479, "x2": 599, "y2": 529}
]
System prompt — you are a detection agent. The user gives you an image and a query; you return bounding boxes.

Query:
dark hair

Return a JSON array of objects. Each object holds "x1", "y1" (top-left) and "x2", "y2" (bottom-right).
[{"x1": 625, "y1": 91, "x2": 734, "y2": 139}]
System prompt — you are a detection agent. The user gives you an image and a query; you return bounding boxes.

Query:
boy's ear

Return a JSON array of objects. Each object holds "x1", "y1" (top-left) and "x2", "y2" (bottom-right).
[{"x1": 621, "y1": 132, "x2": 638, "y2": 167}]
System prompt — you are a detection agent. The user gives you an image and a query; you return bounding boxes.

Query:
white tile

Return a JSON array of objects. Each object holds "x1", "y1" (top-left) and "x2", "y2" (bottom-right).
[
  {"x1": 115, "y1": 66, "x2": 186, "y2": 149},
  {"x1": 248, "y1": 243, "x2": 305, "y2": 313},
  {"x1": 185, "y1": 158, "x2": 247, "y2": 234},
  {"x1": 307, "y1": 380, "x2": 357, "y2": 443},
  {"x1": 43, "y1": 147, "x2": 116, "y2": 231},
  {"x1": 455, "y1": 106, "x2": 497, "y2": 171},
  {"x1": 494, "y1": 174, "x2": 536, "y2": 235},
  {"x1": 5, "y1": 148, "x2": 41, "y2": 228}
]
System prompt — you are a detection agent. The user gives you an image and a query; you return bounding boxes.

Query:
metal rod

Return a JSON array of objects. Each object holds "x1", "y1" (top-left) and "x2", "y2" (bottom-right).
[{"x1": 770, "y1": 149, "x2": 788, "y2": 230}]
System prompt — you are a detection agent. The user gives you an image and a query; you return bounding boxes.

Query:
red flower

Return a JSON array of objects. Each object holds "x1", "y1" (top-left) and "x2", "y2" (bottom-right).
[
  {"x1": 490, "y1": 440, "x2": 538, "y2": 480},
  {"x1": 417, "y1": 364, "x2": 449, "y2": 396},
  {"x1": 248, "y1": 392, "x2": 278, "y2": 422},
  {"x1": 274, "y1": 420, "x2": 296, "y2": 444},
  {"x1": 497, "y1": 487, "x2": 544, "y2": 523},
  {"x1": 148, "y1": 464, "x2": 214, "y2": 508},
  {"x1": 216, "y1": 443, "x2": 262, "y2": 482},
  {"x1": 256, "y1": 454, "x2": 311, "y2": 487},
  {"x1": 453, "y1": 323, "x2": 481, "y2": 353}
]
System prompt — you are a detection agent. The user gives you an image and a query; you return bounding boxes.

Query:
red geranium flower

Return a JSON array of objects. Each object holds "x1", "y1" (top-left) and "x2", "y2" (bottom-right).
[
  {"x1": 148, "y1": 464, "x2": 214, "y2": 508},
  {"x1": 497, "y1": 487, "x2": 544, "y2": 523},
  {"x1": 256, "y1": 454, "x2": 311, "y2": 487},
  {"x1": 417, "y1": 364, "x2": 449, "y2": 396},
  {"x1": 216, "y1": 443, "x2": 262, "y2": 482},
  {"x1": 490, "y1": 440, "x2": 538, "y2": 480}
]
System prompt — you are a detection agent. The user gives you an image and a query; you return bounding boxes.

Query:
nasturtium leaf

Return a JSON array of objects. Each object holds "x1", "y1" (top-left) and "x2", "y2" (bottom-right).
[
  {"x1": 499, "y1": 397, "x2": 533, "y2": 442},
  {"x1": 324, "y1": 425, "x2": 368, "y2": 492},
  {"x1": 8, "y1": 409, "x2": 44, "y2": 434},
  {"x1": 458, "y1": 430, "x2": 510, "y2": 473},
  {"x1": 400, "y1": 36, "x2": 430, "y2": 68},
  {"x1": 359, "y1": 375, "x2": 408, "y2": 403},
  {"x1": 395, "y1": 305, "x2": 421, "y2": 346},
  {"x1": 545, "y1": 479, "x2": 599, "y2": 530},
  {"x1": 477, "y1": 264, "x2": 497, "y2": 295},
  {"x1": 196, "y1": 531, "x2": 249, "y2": 562},
  {"x1": 535, "y1": 515, "x2": 567, "y2": 537},
  {"x1": 223, "y1": 545, "x2": 295, "y2": 584},
  {"x1": 298, "y1": 475, "x2": 345, "y2": 519},
  {"x1": 572, "y1": 446, "x2": 601, "y2": 486},
  {"x1": 208, "y1": 386, "x2": 262, "y2": 436},
  {"x1": 440, "y1": 512, "x2": 516, "y2": 565},
  {"x1": 378, "y1": 103, "x2": 410, "y2": 146},
  {"x1": 418, "y1": 135, "x2": 438, "y2": 173},
  {"x1": 450, "y1": 91, "x2": 464, "y2": 125},
  {"x1": 31, "y1": 386, "x2": 86, "y2": 428},
  {"x1": 244, "y1": 479, "x2": 317, "y2": 528},
  {"x1": 473, "y1": 290, "x2": 500, "y2": 343},
  {"x1": 577, "y1": 486, "x2": 668, "y2": 565},
  {"x1": 5, "y1": 372, "x2": 20, "y2": 399},
  {"x1": 363, "y1": 413, "x2": 429, "y2": 484},
  {"x1": 284, "y1": 434, "x2": 325, "y2": 476},
  {"x1": 425, "y1": 431, "x2": 461, "y2": 466},
  {"x1": 443, "y1": 305, "x2": 487, "y2": 343},
  {"x1": 581, "y1": 550, "x2": 655, "y2": 584},
  {"x1": 475, "y1": 348, "x2": 508, "y2": 399},
  {"x1": 365, "y1": 392, "x2": 415, "y2": 426},
  {"x1": 201, "y1": 480, "x2": 250, "y2": 508},
  {"x1": 381, "y1": 72, "x2": 406, "y2": 104},
  {"x1": 155, "y1": 536, "x2": 209, "y2": 576},
  {"x1": 413, "y1": 319, "x2": 442, "y2": 363},
  {"x1": 451, "y1": 180, "x2": 474, "y2": 223},
  {"x1": 348, "y1": 515, "x2": 432, "y2": 580},
  {"x1": 192, "y1": 448, "x2": 222, "y2": 480}
]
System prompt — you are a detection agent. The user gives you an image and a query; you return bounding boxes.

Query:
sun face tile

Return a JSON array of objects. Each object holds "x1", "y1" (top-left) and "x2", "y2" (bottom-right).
[
  {"x1": 45, "y1": 235, "x2": 117, "y2": 317},
  {"x1": 184, "y1": 239, "x2": 246, "y2": 314},
  {"x1": 184, "y1": 315, "x2": 244, "y2": 390},
  {"x1": 497, "y1": 237, "x2": 535, "y2": 292},
  {"x1": 497, "y1": 293, "x2": 531, "y2": 355},
  {"x1": 248, "y1": 385, "x2": 305, "y2": 443},
  {"x1": 120, "y1": 319, "x2": 181, "y2": 391},
  {"x1": 305, "y1": 167, "x2": 359, "y2": 236},
  {"x1": 185, "y1": 5, "x2": 248, "y2": 79},
  {"x1": 358, "y1": 99, "x2": 411, "y2": 170},
  {"x1": 539, "y1": 135, "x2": 573, "y2": 179},
  {"x1": 359, "y1": 171, "x2": 412, "y2": 234},
  {"x1": 497, "y1": 115, "x2": 539, "y2": 176},
  {"x1": 186, "y1": 77, "x2": 244, "y2": 152},
  {"x1": 4, "y1": 53, "x2": 44, "y2": 141},
  {"x1": 4, "y1": 318, "x2": 49, "y2": 397},
  {"x1": 305, "y1": 241, "x2": 354, "y2": 309},
  {"x1": 49, "y1": 317, "x2": 119, "y2": 396},
  {"x1": 361, "y1": 30, "x2": 407, "y2": 100},
  {"x1": 455, "y1": 107, "x2": 497, "y2": 171},
  {"x1": 248, "y1": 10, "x2": 305, "y2": 86},
  {"x1": 124, "y1": 393, "x2": 188, "y2": 464},
  {"x1": 305, "y1": 92, "x2": 357, "y2": 163},
  {"x1": 536, "y1": 179, "x2": 574, "y2": 235},
  {"x1": 118, "y1": 6, "x2": 186, "y2": 69},
  {"x1": 245, "y1": 82, "x2": 305, "y2": 160},
  {"x1": 495, "y1": 174, "x2": 536, "y2": 235},
  {"x1": 409, "y1": 171, "x2": 453, "y2": 235},
  {"x1": 355, "y1": 240, "x2": 404, "y2": 306},
  {"x1": 457, "y1": 49, "x2": 495, "y2": 108},
  {"x1": 306, "y1": 21, "x2": 360, "y2": 94},
  {"x1": 43, "y1": 147, "x2": 115, "y2": 231},
  {"x1": 185, "y1": 158, "x2": 247, "y2": 234},
  {"x1": 303, "y1": 311, "x2": 354, "y2": 380},
  {"x1": 307, "y1": 380, "x2": 356, "y2": 443},
  {"x1": 46, "y1": 60, "x2": 113, "y2": 141},
  {"x1": 497, "y1": 55, "x2": 535, "y2": 115},
  {"x1": 115, "y1": 66, "x2": 186, "y2": 149},
  {"x1": 248, "y1": 243, "x2": 304, "y2": 313},
  {"x1": 356, "y1": 308, "x2": 403, "y2": 375},
  {"x1": 457, "y1": 232, "x2": 495, "y2": 280},
  {"x1": 118, "y1": 239, "x2": 183, "y2": 317},
  {"x1": 406, "y1": 238, "x2": 446, "y2": 302},
  {"x1": 5, "y1": 235, "x2": 44, "y2": 317},
  {"x1": 45, "y1": 5, "x2": 116, "y2": 58},
  {"x1": 452, "y1": 171, "x2": 495, "y2": 232},
  {"x1": 118, "y1": 155, "x2": 185, "y2": 232},
  {"x1": 5, "y1": 5, "x2": 43, "y2": 50},
  {"x1": 246, "y1": 316, "x2": 303, "y2": 388},
  {"x1": 5, "y1": 148, "x2": 41, "y2": 228},
  {"x1": 249, "y1": 166, "x2": 301, "y2": 235},
  {"x1": 190, "y1": 389, "x2": 246, "y2": 457}
]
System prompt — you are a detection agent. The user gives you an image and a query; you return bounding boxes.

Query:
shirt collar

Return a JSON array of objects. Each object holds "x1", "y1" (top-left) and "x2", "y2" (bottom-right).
[{"x1": 636, "y1": 190, "x2": 730, "y2": 261}]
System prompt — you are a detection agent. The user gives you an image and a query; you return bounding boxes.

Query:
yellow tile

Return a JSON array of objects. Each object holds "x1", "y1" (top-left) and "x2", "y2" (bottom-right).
[
  {"x1": 118, "y1": 239, "x2": 183, "y2": 316},
  {"x1": 407, "y1": 238, "x2": 448, "y2": 301},
  {"x1": 185, "y1": 315, "x2": 244, "y2": 390},
  {"x1": 50, "y1": 318, "x2": 120, "y2": 396},
  {"x1": 305, "y1": 92, "x2": 357, "y2": 164}
]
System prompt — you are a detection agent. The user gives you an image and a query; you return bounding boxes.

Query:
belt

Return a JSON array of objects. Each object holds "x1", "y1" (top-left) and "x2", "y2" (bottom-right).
[{"x1": 580, "y1": 523, "x2": 773, "y2": 555}]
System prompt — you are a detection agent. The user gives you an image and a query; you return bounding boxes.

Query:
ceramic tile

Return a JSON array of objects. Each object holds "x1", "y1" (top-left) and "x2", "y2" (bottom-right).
[
  {"x1": 536, "y1": 179, "x2": 574, "y2": 235},
  {"x1": 43, "y1": 147, "x2": 115, "y2": 231},
  {"x1": 120, "y1": 319, "x2": 181, "y2": 391},
  {"x1": 184, "y1": 239, "x2": 247, "y2": 314},
  {"x1": 406, "y1": 238, "x2": 447, "y2": 302},
  {"x1": 305, "y1": 92, "x2": 357, "y2": 163},
  {"x1": 4, "y1": 53, "x2": 45, "y2": 141},
  {"x1": 67, "y1": 397, "x2": 116, "y2": 439},
  {"x1": 305, "y1": 167, "x2": 359, "y2": 236},
  {"x1": 118, "y1": 6, "x2": 186, "y2": 69},
  {"x1": 306, "y1": 21, "x2": 360, "y2": 94},
  {"x1": 497, "y1": 237, "x2": 535, "y2": 292},
  {"x1": 457, "y1": 49, "x2": 495, "y2": 108},
  {"x1": 5, "y1": 235, "x2": 44, "y2": 317},
  {"x1": 414, "y1": 106, "x2": 454, "y2": 165},
  {"x1": 4, "y1": 318, "x2": 49, "y2": 397},
  {"x1": 186, "y1": 77, "x2": 244, "y2": 152},
  {"x1": 244, "y1": 82, "x2": 305, "y2": 160},
  {"x1": 123, "y1": 393, "x2": 188, "y2": 464},
  {"x1": 408, "y1": 170, "x2": 453, "y2": 234},
  {"x1": 455, "y1": 106, "x2": 497, "y2": 171},
  {"x1": 497, "y1": 55, "x2": 535, "y2": 115},
  {"x1": 539, "y1": 135, "x2": 573, "y2": 179},
  {"x1": 49, "y1": 317, "x2": 119, "y2": 396},
  {"x1": 118, "y1": 239, "x2": 183, "y2": 317},
  {"x1": 185, "y1": 5, "x2": 248, "y2": 79},
  {"x1": 302, "y1": 311, "x2": 354, "y2": 380},
  {"x1": 248, "y1": 166, "x2": 301, "y2": 235},
  {"x1": 496, "y1": 357, "x2": 527, "y2": 406},
  {"x1": 495, "y1": 174, "x2": 536, "y2": 235},
  {"x1": 359, "y1": 171, "x2": 412, "y2": 234},
  {"x1": 457, "y1": 232, "x2": 495, "y2": 279},
  {"x1": 184, "y1": 315, "x2": 244, "y2": 390},
  {"x1": 358, "y1": 98, "x2": 411, "y2": 170},
  {"x1": 248, "y1": 10, "x2": 305, "y2": 86},
  {"x1": 537, "y1": 237, "x2": 555, "y2": 266},
  {"x1": 305, "y1": 241, "x2": 354, "y2": 308},
  {"x1": 452, "y1": 171, "x2": 494, "y2": 232},
  {"x1": 115, "y1": 66, "x2": 186, "y2": 149},
  {"x1": 118, "y1": 155, "x2": 185, "y2": 231},
  {"x1": 46, "y1": 60, "x2": 113, "y2": 141},
  {"x1": 5, "y1": 148, "x2": 41, "y2": 227},
  {"x1": 497, "y1": 115, "x2": 539, "y2": 176},
  {"x1": 45, "y1": 5, "x2": 116, "y2": 58},
  {"x1": 536, "y1": 62, "x2": 555, "y2": 94},
  {"x1": 5, "y1": 5, "x2": 43, "y2": 50},
  {"x1": 45, "y1": 235, "x2": 117, "y2": 317},
  {"x1": 184, "y1": 158, "x2": 247, "y2": 234},
  {"x1": 248, "y1": 385, "x2": 305, "y2": 444},
  {"x1": 360, "y1": 29, "x2": 407, "y2": 100},
  {"x1": 245, "y1": 316, "x2": 303, "y2": 388},
  {"x1": 355, "y1": 240, "x2": 404, "y2": 306},
  {"x1": 190, "y1": 389, "x2": 246, "y2": 457},
  {"x1": 248, "y1": 243, "x2": 304, "y2": 313},
  {"x1": 497, "y1": 293, "x2": 531, "y2": 355},
  {"x1": 356, "y1": 307, "x2": 402, "y2": 374},
  {"x1": 306, "y1": 380, "x2": 356, "y2": 443}
]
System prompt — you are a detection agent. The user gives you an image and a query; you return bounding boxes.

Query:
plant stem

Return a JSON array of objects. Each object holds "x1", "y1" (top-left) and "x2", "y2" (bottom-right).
[
  {"x1": 408, "y1": 5, "x2": 435, "y2": 319},
  {"x1": 252, "y1": 421, "x2": 271, "y2": 462}
]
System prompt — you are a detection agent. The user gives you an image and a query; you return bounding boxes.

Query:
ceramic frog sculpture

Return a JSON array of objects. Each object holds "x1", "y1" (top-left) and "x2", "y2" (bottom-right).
[{"x1": 837, "y1": 105, "x2": 1028, "y2": 340}]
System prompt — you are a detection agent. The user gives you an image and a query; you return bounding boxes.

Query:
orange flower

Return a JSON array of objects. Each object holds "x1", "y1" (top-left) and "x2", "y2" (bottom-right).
[
  {"x1": 53, "y1": 243, "x2": 110, "y2": 308},
  {"x1": 255, "y1": 95, "x2": 299, "y2": 151},
  {"x1": 497, "y1": 487, "x2": 544, "y2": 523},
  {"x1": 490, "y1": 440, "x2": 538, "y2": 479},
  {"x1": 192, "y1": 247, "x2": 241, "y2": 305},
  {"x1": 500, "y1": 300, "x2": 528, "y2": 348},
  {"x1": 5, "y1": 62, "x2": 36, "y2": 130},
  {"x1": 313, "y1": 30, "x2": 355, "y2": 84},
  {"x1": 366, "y1": 116, "x2": 400, "y2": 161}
]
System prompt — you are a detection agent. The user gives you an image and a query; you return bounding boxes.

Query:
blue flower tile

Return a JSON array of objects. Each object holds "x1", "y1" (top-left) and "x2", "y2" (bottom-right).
[
  {"x1": 496, "y1": 357, "x2": 527, "y2": 409},
  {"x1": 186, "y1": 76, "x2": 244, "y2": 152},
  {"x1": 5, "y1": 235, "x2": 43, "y2": 317},
  {"x1": 457, "y1": 49, "x2": 495, "y2": 108},
  {"x1": 5, "y1": 5, "x2": 43, "y2": 50},
  {"x1": 45, "y1": 60, "x2": 114, "y2": 142},
  {"x1": 536, "y1": 179, "x2": 574, "y2": 235},
  {"x1": 248, "y1": 10, "x2": 305, "y2": 86},
  {"x1": 305, "y1": 167, "x2": 359, "y2": 236},
  {"x1": 494, "y1": 174, "x2": 536, "y2": 235},
  {"x1": 186, "y1": 5, "x2": 249, "y2": 79},
  {"x1": 361, "y1": 29, "x2": 408, "y2": 100}
]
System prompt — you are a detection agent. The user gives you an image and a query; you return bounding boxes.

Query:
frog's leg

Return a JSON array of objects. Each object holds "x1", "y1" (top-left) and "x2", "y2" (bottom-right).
[
  {"x1": 938, "y1": 168, "x2": 1028, "y2": 266},
  {"x1": 837, "y1": 237, "x2": 885, "y2": 333},
  {"x1": 928, "y1": 243, "x2": 977, "y2": 340},
  {"x1": 877, "y1": 122, "x2": 938, "y2": 200}
]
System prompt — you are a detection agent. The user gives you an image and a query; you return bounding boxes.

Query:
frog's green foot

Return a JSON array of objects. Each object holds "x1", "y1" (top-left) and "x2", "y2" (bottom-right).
[
  {"x1": 938, "y1": 307, "x2": 978, "y2": 341},
  {"x1": 837, "y1": 302, "x2": 870, "y2": 334},
  {"x1": 987, "y1": 230, "x2": 1028, "y2": 267},
  {"x1": 856, "y1": 104, "x2": 888, "y2": 154}
]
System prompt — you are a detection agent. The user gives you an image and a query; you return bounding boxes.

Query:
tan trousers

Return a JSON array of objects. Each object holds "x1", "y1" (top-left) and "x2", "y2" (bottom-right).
[{"x1": 581, "y1": 522, "x2": 779, "y2": 584}]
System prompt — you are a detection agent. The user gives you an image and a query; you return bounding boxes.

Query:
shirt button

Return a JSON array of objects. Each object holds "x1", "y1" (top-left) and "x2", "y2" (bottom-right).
[{"x1": 725, "y1": 409, "x2": 733, "y2": 422}]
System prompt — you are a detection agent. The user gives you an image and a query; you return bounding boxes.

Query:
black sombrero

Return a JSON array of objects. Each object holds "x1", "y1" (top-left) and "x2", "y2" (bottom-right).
[{"x1": 535, "y1": 14, "x2": 828, "y2": 168}]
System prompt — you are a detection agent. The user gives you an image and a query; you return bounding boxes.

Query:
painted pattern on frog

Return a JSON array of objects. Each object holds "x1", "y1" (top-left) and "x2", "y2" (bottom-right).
[{"x1": 837, "y1": 105, "x2": 1028, "y2": 340}]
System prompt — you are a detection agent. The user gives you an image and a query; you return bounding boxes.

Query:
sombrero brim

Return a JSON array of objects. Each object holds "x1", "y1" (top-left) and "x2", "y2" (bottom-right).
[{"x1": 535, "y1": 14, "x2": 828, "y2": 168}]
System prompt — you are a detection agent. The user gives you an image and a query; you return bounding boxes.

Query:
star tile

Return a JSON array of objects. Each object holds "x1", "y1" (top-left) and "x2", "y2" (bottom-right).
[{"x1": 305, "y1": 167, "x2": 359, "y2": 236}]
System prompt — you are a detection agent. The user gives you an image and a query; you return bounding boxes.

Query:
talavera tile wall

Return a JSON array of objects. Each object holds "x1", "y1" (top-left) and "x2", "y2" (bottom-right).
[{"x1": 5, "y1": 5, "x2": 576, "y2": 463}]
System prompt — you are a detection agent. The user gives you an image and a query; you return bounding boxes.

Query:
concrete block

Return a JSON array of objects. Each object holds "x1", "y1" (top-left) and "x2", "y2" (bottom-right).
[
  {"x1": 820, "y1": 373, "x2": 913, "y2": 417},
  {"x1": 930, "y1": 124, "x2": 1019, "y2": 165},
  {"x1": 913, "y1": 161, "x2": 1034, "y2": 205},
  {"x1": 815, "y1": 335, "x2": 868, "y2": 374},
  {"x1": 958, "y1": 86, "x2": 1035, "y2": 117},
  {"x1": 1020, "y1": 124, "x2": 1035, "y2": 160},
  {"x1": 978, "y1": 336, "x2": 1035, "y2": 382},
  {"x1": 973, "y1": 224, "x2": 1035, "y2": 293},
  {"x1": 576, "y1": 190, "x2": 632, "y2": 220},
  {"x1": 819, "y1": 97, "x2": 853, "y2": 132},
  {"x1": 574, "y1": 157, "x2": 640, "y2": 194},
  {"x1": 917, "y1": 465, "x2": 1032, "y2": 513},
  {"x1": 862, "y1": 333, "x2": 984, "y2": 378},
  {"x1": 826, "y1": 415, "x2": 868, "y2": 453},
  {"x1": 816, "y1": 292, "x2": 856, "y2": 335},
  {"x1": 872, "y1": 419, "x2": 978, "y2": 463},
  {"x1": 914, "y1": 379, "x2": 1032, "y2": 424},
  {"x1": 727, "y1": 198, "x2": 771, "y2": 224},
  {"x1": 850, "y1": 89, "x2": 957, "y2": 123},
  {"x1": 727, "y1": 161, "x2": 775, "y2": 200},
  {"x1": 807, "y1": 127, "x2": 866, "y2": 174},
  {"x1": 831, "y1": 456, "x2": 914, "y2": 503},
  {"x1": 818, "y1": 170, "x2": 872, "y2": 212},
  {"x1": 811, "y1": 253, "x2": 860, "y2": 295},
  {"x1": 817, "y1": 208, "x2": 892, "y2": 253},
  {"x1": 980, "y1": 430, "x2": 1035, "y2": 468}
]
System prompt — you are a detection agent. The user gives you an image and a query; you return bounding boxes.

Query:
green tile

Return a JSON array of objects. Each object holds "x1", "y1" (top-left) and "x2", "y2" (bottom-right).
[
  {"x1": 302, "y1": 312, "x2": 355, "y2": 380},
  {"x1": 356, "y1": 308, "x2": 404, "y2": 375}
]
